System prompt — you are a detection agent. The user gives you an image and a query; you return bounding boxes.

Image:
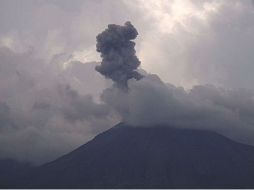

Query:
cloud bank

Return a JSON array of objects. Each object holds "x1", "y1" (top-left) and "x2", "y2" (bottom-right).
[
  {"x1": 0, "y1": 48, "x2": 118, "y2": 165},
  {"x1": 102, "y1": 74, "x2": 254, "y2": 145}
]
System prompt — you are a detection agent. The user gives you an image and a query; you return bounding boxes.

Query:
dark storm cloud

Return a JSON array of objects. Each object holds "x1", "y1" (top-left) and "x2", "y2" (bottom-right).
[{"x1": 95, "y1": 21, "x2": 142, "y2": 89}]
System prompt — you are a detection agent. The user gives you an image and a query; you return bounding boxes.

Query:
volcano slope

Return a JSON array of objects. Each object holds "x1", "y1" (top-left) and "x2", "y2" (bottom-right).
[{"x1": 16, "y1": 123, "x2": 254, "y2": 188}]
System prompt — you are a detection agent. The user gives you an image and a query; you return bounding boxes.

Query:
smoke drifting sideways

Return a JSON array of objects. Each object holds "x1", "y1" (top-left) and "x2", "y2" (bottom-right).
[
  {"x1": 95, "y1": 21, "x2": 142, "y2": 89},
  {"x1": 102, "y1": 74, "x2": 254, "y2": 146},
  {"x1": 95, "y1": 22, "x2": 254, "y2": 147}
]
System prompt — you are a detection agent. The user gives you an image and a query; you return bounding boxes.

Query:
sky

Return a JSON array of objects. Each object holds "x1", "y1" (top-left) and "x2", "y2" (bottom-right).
[{"x1": 1, "y1": 0, "x2": 254, "y2": 164}]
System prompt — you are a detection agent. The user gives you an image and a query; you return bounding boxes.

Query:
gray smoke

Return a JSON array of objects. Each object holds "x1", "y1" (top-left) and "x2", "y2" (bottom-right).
[
  {"x1": 95, "y1": 21, "x2": 254, "y2": 147},
  {"x1": 95, "y1": 21, "x2": 142, "y2": 89},
  {"x1": 101, "y1": 73, "x2": 254, "y2": 146}
]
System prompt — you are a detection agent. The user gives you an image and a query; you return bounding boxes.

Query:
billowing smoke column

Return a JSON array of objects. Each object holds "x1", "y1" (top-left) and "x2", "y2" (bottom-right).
[{"x1": 95, "y1": 21, "x2": 142, "y2": 89}]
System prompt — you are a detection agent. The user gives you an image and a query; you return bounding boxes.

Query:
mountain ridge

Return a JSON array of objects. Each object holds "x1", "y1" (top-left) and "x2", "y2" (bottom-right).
[{"x1": 6, "y1": 123, "x2": 254, "y2": 188}]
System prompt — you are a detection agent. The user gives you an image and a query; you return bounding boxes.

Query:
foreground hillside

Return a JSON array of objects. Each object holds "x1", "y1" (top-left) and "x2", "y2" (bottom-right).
[{"x1": 8, "y1": 123, "x2": 254, "y2": 188}]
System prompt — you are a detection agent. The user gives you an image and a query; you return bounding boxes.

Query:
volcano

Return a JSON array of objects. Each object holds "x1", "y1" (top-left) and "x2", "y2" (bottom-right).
[{"x1": 10, "y1": 123, "x2": 254, "y2": 188}]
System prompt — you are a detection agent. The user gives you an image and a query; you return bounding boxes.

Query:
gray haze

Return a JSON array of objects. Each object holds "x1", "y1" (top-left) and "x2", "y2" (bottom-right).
[
  {"x1": 0, "y1": 47, "x2": 118, "y2": 164},
  {"x1": 1, "y1": 0, "x2": 254, "y2": 164}
]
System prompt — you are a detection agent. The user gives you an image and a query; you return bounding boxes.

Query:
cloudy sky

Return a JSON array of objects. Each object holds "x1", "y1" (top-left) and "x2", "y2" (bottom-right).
[{"x1": 1, "y1": 0, "x2": 254, "y2": 165}]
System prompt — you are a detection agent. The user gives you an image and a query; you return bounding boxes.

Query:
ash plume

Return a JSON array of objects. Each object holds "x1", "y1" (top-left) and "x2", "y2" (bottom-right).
[{"x1": 95, "y1": 21, "x2": 142, "y2": 89}]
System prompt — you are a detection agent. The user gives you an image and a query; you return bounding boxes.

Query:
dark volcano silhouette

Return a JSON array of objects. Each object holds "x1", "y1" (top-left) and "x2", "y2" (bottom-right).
[
  {"x1": 9, "y1": 123, "x2": 254, "y2": 188},
  {"x1": 0, "y1": 159, "x2": 33, "y2": 188}
]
